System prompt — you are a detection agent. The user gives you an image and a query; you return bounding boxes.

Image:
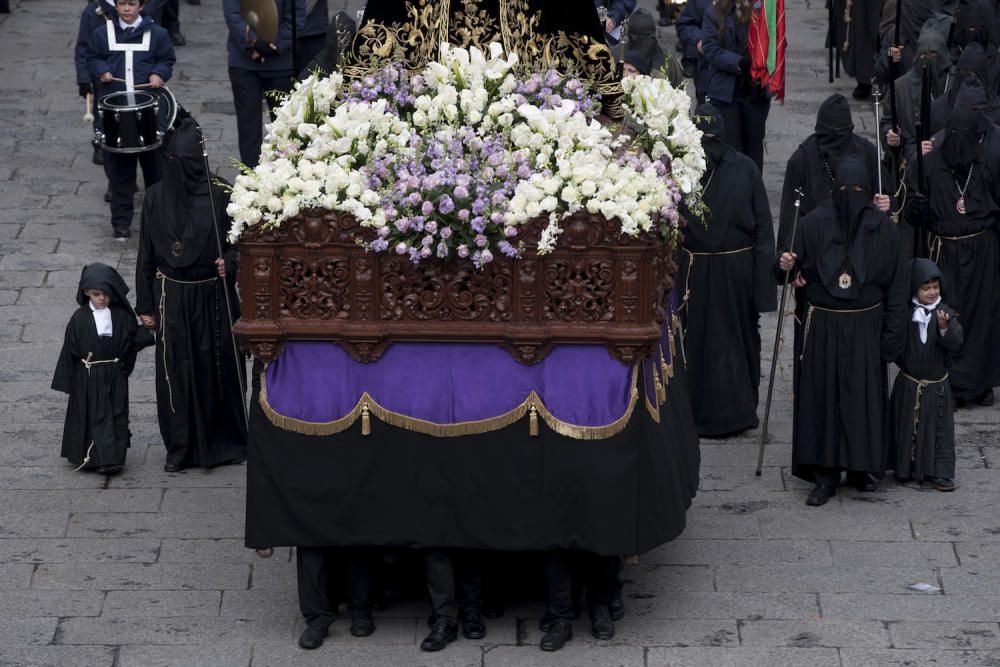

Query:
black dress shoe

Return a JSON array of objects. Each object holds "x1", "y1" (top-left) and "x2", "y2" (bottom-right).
[
  {"x1": 350, "y1": 610, "x2": 375, "y2": 637},
  {"x1": 852, "y1": 83, "x2": 872, "y2": 100},
  {"x1": 298, "y1": 623, "x2": 329, "y2": 649},
  {"x1": 461, "y1": 609, "x2": 486, "y2": 640},
  {"x1": 104, "y1": 188, "x2": 112, "y2": 202},
  {"x1": 170, "y1": 31, "x2": 186, "y2": 46},
  {"x1": 420, "y1": 620, "x2": 457, "y2": 651},
  {"x1": 113, "y1": 228, "x2": 130, "y2": 239},
  {"x1": 163, "y1": 463, "x2": 184, "y2": 473},
  {"x1": 92, "y1": 145, "x2": 104, "y2": 165},
  {"x1": 855, "y1": 474, "x2": 877, "y2": 492},
  {"x1": 589, "y1": 605, "x2": 615, "y2": 640},
  {"x1": 806, "y1": 483, "x2": 836, "y2": 506},
  {"x1": 95, "y1": 465, "x2": 122, "y2": 476},
  {"x1": 608, "y1": 593, "x2": 625, "y2": 621},
  {"x1": 926, "y1": 477, "x2": 957, "y2": 492},
  {"x1": 976, "y1": 389, "x2": 995, "y2": 406},
  {"x1": 539, "y1": 619, "x2": 573, "y2": 652}
]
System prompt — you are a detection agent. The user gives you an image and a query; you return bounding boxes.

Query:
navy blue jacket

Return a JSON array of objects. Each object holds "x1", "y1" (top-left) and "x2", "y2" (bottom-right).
[
  {"x1": 223, "y1": 0, "x2": 306, "y2": 72},
  {"x1": 701, "y1": 3, "x2": 770, "y2": 103},
  {"x1": 301, "y1": 0, "x2": 329, "y2": 38},
  {"x1": 675, "y1": 0, "x2": 711, "y2": 96},
  {"x1": 594, "y1": 0, "x2": 636, "y2": 26},
  {"x1": 87, "y1": 16, "x2": 175, "y2": 93}
]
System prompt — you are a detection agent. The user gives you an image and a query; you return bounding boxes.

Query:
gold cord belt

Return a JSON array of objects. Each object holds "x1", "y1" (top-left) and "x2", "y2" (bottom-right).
[
  {"x1": 80, "y1": 351, "x2": 120, "y2": 375},
  {"x1": 900, "y1": 371, "x2": 949, "y2": 462},
  {"x1": 679, "y1": 246, "x2": 753, "y2": 347},
  {"x1": 799, "y1": 302, "x2": 882, "y2": 361},
  {"x1": 928, "y1": 229, "x2": 987, "y2": 264},
  {"x1": 156, "y1": 269, "x2": 217, "y2": 414}
]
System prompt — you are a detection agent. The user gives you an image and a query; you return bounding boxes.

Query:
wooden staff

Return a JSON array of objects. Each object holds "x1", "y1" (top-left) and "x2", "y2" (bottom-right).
[{"x1": 756, "y1": 187, "x2": 804, "y2": 477}]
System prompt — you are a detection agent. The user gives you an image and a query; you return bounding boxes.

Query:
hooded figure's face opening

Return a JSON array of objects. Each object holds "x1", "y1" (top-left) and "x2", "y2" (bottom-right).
[
  {"x1": 917, "y1": 279, "x2": 941, "y2": 305},
  {"x1": 83, "y1": 288, "x2": 110, "y2": 310}
]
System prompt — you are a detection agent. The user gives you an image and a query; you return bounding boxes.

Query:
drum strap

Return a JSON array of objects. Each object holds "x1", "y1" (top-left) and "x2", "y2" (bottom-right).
[{"x1": 105, "y1": 22, "x2": 151, "y2": 92}]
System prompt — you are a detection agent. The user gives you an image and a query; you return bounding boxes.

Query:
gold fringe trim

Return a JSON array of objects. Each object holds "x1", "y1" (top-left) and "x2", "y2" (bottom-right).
[{"x1": 259, "y1": 365, "x2": 641, "y2": 440}]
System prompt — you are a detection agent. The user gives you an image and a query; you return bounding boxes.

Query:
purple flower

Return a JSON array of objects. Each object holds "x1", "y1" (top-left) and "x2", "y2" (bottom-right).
[
  {"x1": 395, "y1": 243, "x2": 408, "y2": 255},
  {"x1": 408, "y1": 192, "x2": 422, "y2": 206},
  {"x1": 474, "y1": 234, "x2": 488, "y2": 248},
  {"x1": 457, "y1": 244, "x2": 470, "y2": 258},
  {"x1": 438, "y1": 195, "x2": 455, "y2": 214},
  {"x1": 378, "y1": 226, "x2": 391, "y2": 238},
  {"x1": 480, "y1": 249, "x2": 494, "y2": 263},
  {"x1": 371, "y1": 238, "x2": 389, "y2": 252},
  {"x1": 457, "y1": 209, "x2": 470, "y2": 221},
  {"x1": 421, "y1": 200, "x2": 434, "y2": 216},
  {"x1": 440, "y1": 226, "x2": 453, "y2": 239},
  {"x1": 453, "y1": 185, "x2": 469, "y2": 200},
  {"x1": 505, "y1": 226, "x2": 518, "y2": 238},
  {"x1": 394, "y1": 219, "x2": 410, "y2": 233},
  {"x1": 425, "y1": 221, "x2": 438, "y2": 234},
  {"x1": 420, "y1": 247, "x2": 432, "y2": 259},
  {"x1": 436, "y1": 241, "x2": 449, "y2": 258},
  {"x1": 422, "y1": 235, "x2": 434, "y2": 248},
  {"x1": 516, "y1": 164, "x2": 531, "y2": 179}
]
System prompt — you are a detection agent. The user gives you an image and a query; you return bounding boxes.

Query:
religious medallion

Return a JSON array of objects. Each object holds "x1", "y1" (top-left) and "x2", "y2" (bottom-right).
[
  {"x1": 170, "y1": 240, "x2": 183, "y2": 257},
  {"x1": 838, "y1": 272, "x2": 852, "y2": 290},
  {"x1": 956, "y1": 197, "x2": 967, "y2": 215}
]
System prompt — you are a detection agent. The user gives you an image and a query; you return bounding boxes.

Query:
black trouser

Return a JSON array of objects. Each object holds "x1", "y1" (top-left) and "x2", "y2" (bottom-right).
[
  {"x1": 296, "y1": 547, "x2": 373, "y2": 628},
  {"x1": 228, "y1": 67, "x2": 294, "y2": 168},
  {"x1": 544, "y1": 551, "x2": 620, "y2": 620},
  {"x1": 158, "y1": 0, "x2": 180, "y2": 33},
  {"x1": 712, "y1": 94, "x2": 771, "y2": 172},
  {"x1": 105, "y1": 149, "x2": 160, "y2": 233},
  {"x1": 424, "y1": 549, "x2": 483, "y2": 625}
]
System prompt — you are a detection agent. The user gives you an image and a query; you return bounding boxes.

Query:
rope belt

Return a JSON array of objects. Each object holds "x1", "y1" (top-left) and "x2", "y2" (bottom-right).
[
  {"x1": 928, "y1": 229, "x2": 987, "y2": 264},
  {"x1": 81, "y1": 352, "x2": 120, "y2": 375},
  {"x1": 799, "y1": 302, "x2": 882, "y2": 361},
  {"x1": 679, "y1": 246, "x2": 753, "y2": 349},
  {"x1": 900, "y1": 371, "x2": 949, "y2": 463},
  {"x1": 156, "y1": 269, "x2": 217, "y2": 414}
]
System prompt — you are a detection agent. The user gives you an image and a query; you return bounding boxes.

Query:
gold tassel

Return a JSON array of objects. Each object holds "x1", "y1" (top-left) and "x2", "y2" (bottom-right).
[
  {"x1": 361, "y1": 402, "x2": 371, "y2": 436},
  {"x1": 529, "y1": 405, "x2": 539, "y2": 436}
]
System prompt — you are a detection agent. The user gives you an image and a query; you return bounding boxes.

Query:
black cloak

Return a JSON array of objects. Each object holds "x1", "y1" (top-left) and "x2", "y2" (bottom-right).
[
  {"x1": 677, "y1": 103, "x2": 776, "y2": 436},
  {"x1": 52, "y1": 264, "x2": 145, "y2": 471},
  {"x1": 890, "y1": 26, "x2": 956, "y2": 145},
  {"x1": 137, "y1": 118, "x2": 248, "y2": 469},
  {"x1": 780, "y1": 156, "x2": 908, "y2": 481},
  {"x1": 888, "y1": 258, "x2": 963, "y2": 481},
  {"x1": 830, "y1": 0, "x2": 881, "y2": 83},
  {"x1": 909, "y1": 105, "x2": 1000, "y2": 400}
]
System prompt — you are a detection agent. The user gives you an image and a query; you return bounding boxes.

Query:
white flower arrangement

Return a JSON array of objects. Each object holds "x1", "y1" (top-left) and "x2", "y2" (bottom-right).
[{"x1": 227, "y1": 43, "x2": 706, "y2": 265}]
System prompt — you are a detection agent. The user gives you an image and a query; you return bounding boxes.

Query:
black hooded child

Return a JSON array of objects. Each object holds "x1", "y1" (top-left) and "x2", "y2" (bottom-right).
[
  {"x1": 888, "y1": 258, "x2": 963, "y2": 488},
  {"x1": 137, "y1": 118, "x2": 248, "y2": 472},
  {"x1": 777, "y1": 153, "x2": 908, "y2": 505},
  {"x1": 677, "y1": 103, "x2": 775, "y2": 436},
  {"x1": 910, "y1": 103, "x2": 1000, "y2": 404},
  {"x1": 52, "y1": 263, "x2": 150, "y2": 475}
]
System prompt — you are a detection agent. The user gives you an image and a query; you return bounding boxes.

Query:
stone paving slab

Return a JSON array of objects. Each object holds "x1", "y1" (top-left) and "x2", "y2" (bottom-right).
[{"x1": 2, "y1": 0, "x2": 1000, "y2": 663}]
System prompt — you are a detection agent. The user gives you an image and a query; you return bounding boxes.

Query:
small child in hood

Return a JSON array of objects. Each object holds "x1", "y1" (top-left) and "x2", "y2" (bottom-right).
[
  {"x1": 889, "y1": 258, "x2": 964, "y2": 491},
  {"x1": 52, "y1": 264, "x2": 153, "y2": 475}
]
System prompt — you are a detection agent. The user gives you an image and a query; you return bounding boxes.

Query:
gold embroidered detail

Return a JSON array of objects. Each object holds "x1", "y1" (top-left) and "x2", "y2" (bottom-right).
[
  {"x1": 529, "y1": 404, "x2": 539, "y2": 436},
  {"x1": 450, "y1": 0, "x2": 500, "y2": 47},
  {"x1": 259, "y1": 364, "x2": 641, "y2": 440}
]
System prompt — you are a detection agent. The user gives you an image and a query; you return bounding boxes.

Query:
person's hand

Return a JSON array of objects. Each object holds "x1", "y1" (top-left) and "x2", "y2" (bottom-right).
[
  {"x1": 873, "y1": 193, "x2": 891, "y2": 212},
  {"x1": 148, "y1": 73, "x2": 164, "y2": 88},
  {"x1": 605, "y1": 16, "x2": 616, "y2": 33},
  {"x1": 886, "y1": 128, "x2": 901, "y2": 147},
  {"x1": 739, "y1": 54, "x2": 751, "y2": 72},
  {"x1": 100, "y1": 71, "x2": 113, "y2": 83},
  {"x1": 889, "y1": 45, "x2": 903, "y2": 63},
  {"x1": 139, "y1": 314, "x2": 156, "y2": 329},
  {"x1": 791, "y1": 271, "x2": 806, "y2": 288},
  {"x1": 921, "y1": 138, "x2": 935, "y2": 155},
  {"x1": 779, "y1": 251, "x2": 797, "y2": 272},
  {"x1": 696, "y1": 39, "x2": 703, "y2": 54},
  {"x1": 909, "y1": 191, "x2": 929, "y2": 217},
  {"x1": 78, "y1": 82, "x2": 93, "y2": 97},
  {"x1": 936, "y1": 309, "x2": 950, "y2": 330},
  {"x1": 215, "y1": 258, "x2": 226, "y2": 278}
]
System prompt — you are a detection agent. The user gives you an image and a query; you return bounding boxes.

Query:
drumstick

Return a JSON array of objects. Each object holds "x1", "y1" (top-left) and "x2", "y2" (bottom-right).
[
  {"x1": 84, "y1": 92, "x2": 94, "y2": 122},
  {"x1": 109, "y1": 77, "x2": 154, "y2": 88}
]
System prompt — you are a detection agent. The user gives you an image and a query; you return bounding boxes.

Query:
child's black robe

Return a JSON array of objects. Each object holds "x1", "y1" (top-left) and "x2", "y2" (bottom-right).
[
  {"x1": 52, "y1": 281, "x2": 142, "y2": 470},
  {"x1": 889, "y1": 260, "x2": 964, "y2": 481}
]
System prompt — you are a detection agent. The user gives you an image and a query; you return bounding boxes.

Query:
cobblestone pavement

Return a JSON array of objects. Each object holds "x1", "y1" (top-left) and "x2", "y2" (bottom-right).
[{"x1": 1, "y1": 0, "x2": 999, "y2": 665}]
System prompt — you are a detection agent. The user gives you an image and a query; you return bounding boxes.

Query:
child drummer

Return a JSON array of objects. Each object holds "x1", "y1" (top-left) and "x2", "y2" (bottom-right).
[
  {"x1": 86, "y1": 0, "x2": 175, "y2": 239},
  {"x1": 889, "y1": 258, "x2": 964, "y2": 491}
]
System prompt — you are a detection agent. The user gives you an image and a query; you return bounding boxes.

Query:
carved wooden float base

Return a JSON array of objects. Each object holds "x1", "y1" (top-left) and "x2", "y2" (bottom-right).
[{"x1": 234, "y1": 210, "x2": 676, "y2": 365}]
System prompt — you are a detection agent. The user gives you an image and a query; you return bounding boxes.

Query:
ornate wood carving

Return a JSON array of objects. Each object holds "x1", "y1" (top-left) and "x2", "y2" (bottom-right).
[{"x1": 234, "y1": 209, "x2": 677, "y2": 365}]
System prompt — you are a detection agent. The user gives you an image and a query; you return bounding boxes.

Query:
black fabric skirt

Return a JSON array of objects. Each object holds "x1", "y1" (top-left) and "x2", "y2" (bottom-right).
[{"x1": 245, "y1": 350, "x2": 701, "y2": 556}]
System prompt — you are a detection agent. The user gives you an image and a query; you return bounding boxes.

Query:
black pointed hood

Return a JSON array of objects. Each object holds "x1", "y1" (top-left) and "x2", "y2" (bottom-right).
[
  {"x1": 76, "y1": 263, "x2": 130, "y2": 307},
  {"x1": 907, "y1": 257, "x2": 944, "y2": 296}
]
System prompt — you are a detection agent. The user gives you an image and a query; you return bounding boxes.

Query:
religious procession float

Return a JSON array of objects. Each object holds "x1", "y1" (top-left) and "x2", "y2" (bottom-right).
[{"x1": 228, "y1": 0, "x2": 704, "y2": 556}]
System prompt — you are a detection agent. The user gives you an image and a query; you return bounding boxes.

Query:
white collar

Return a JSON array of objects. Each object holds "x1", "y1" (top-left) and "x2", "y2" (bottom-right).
[
  {"x1": 119, "y1": 16, "x2": 142, "y2": 30},
  {"x1": 911, "y1": 296, "x2": 941, "y2": 344},
  {"x1": 89, "y1": 302, "x2": 114, "y2": 336}
]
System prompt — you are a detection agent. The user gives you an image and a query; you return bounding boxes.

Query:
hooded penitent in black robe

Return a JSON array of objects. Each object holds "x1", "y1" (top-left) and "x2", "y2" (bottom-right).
[
  {"x1": 778, "y1": 95, "x2": 884, "y2": 446},
  {"x1": 781, "y1": 155, "x2": 908, "y2": 482},
  {"x1": 906, "y1": 105, "x2": 1000, "y2": 401},
  {"x1": 888, "y1": 27, "x2": 955, "y2": 147},
  {"x1": 875, "y1": 0, "x2": 940, "y2": 81},
  {"x1": 954, "y1": 1, "x2": 1000, "y2": 94},
  {"x1": 678, "y1": 104, "x2": 776, "y2": 437},
  {"x1": 53, "y1": 264, "x2": 149, "y2": 471},
  {"x1": 929, "y1": 45, "x2": 1000, "y2": 130},
  {"x1": 889, "y1": 259, "x2": 964, "y2": 481},
  {"x1": 829, "y1": 0, "x2": 881, "y2": 85},
  {"x1": 136, "y1": 119, "x2": 248, "y2": 470}
]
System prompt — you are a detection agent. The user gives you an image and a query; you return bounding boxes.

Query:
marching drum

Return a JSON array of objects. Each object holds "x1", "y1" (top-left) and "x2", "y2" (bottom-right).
[{"x1": 98, "y1": 87, "x2": 178, "y2": 153}]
